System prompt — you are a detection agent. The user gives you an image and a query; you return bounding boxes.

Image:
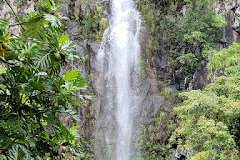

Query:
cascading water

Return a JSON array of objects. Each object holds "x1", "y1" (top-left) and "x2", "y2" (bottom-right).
[{"x1": 94, "y1": 0, "x2": 142, "y2": 159}]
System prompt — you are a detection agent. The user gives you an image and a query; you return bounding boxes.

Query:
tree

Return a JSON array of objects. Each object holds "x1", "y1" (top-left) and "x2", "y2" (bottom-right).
[
  {"x1": 0, "y1": 0, "x2": 88, "y2": 159},
  {"x1": 170, "y1": 43, "x2": 240, "y2": 159}
]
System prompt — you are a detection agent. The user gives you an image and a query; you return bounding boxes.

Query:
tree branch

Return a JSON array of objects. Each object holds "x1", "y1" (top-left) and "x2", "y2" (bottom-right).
[{"x1": 9, "y1": 21, "x2": 26, "y2": 27}]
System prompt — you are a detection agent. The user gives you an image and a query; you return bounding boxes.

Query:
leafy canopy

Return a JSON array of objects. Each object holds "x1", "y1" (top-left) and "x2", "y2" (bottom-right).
[
  {"x1": 140, "y1": 0, "x2": 226, "y2": 77},
  {"x1": 170, "y1": 43, "x2": 240, "y2": 159}
]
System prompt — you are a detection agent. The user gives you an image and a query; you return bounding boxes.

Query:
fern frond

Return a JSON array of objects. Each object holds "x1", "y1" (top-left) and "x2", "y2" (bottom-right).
[
  {"x1": 67, "y1": 96, "x2": 80, "y2": 107},
  {"x1": 48, "y1": 60, "x2": 61, "y2": 74},
  {"x1": 33, "y1": 52, "x2": 51, "y2": 71},
  {"x1": 8, "y1": 145, "x2": 20, "y2": 160},
  {"x1": 68, "y1": 126, "x2": 80, "y2": 140},
  {"x1": 74, "y1": 76, "x2": 86, "y2": 88},
  {"x1": 61, "y1": 70, "x2": 86, "y2": 96},
  {"x1": 24, "y1": 12, "x2": 62, "y2": 40},
  {"x1": 0, "y1": 20, "x2": 9, "y2": 37},
  {"x1": 63, "y1": 70, "x2": 79, "y2": 82},
  {"x1": 44, "y1": 14, "x2": 61, "y2": 29},
  {"x1": 23, "y1": 14, "x2": 46, "y2": 41},
  {"x1": 45, "y1": 29, "x2": 60, "y2": 50},
  {"x1": 59, "y1": 40, "x2": 75, "y2": 53},
  {"x1": 8, "y1": 145, "x2": 33, "y2": 160},
  {"x1": 39, "y1": 0, "x2": 58, "y2": 14},
  {"x1": 59, "y1": 34, "x2": 70, "y2": 43},
  {"x1": 45, "y1": 114, "x2": 69, "y2": 138},
  {"x1": 0, "y1": 20, "x2": 9, "y2": 29},
  {"x1": 20, "y1": 43, "x2": 42, "y2": 57}
]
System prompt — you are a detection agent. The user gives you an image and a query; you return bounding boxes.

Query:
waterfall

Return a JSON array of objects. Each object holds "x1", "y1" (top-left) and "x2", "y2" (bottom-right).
[{"x1": 95, "y1": 0, "x2": 142, "y2": 159}]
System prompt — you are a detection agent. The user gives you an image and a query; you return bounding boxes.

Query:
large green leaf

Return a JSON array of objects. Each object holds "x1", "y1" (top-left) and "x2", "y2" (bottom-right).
[
  {"x1": 60, "y1": 34, "x2": 70, "y2": 43},
  {"x1": 23, "y1": 14, "x2": 46, "y2": 40},
  {"x1": 74, "y1": 75, "x2": 86, "y2": 88},
  {"x1": 33, "y1": 52, "x2": 51, "y2": 70},
  {"x1": 63, "y1": 70, "x2": 79, "y2": 82},
  {"x1": 62, "y1": 70, "x2": 86, "y2": 95}
]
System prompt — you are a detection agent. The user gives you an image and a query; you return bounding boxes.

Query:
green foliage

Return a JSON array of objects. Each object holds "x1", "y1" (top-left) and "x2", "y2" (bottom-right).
[
  {"x1": 171, "y1": 90, "x2": 239, "y2": 159},
  {"x1": 79, "y1": 3, "x2": 108, "y2": 44},
  {"x1": 139, "y1": 110, "x2": 176, "y2": 160},
  {"x1": 160, "y1": 87, "x2": 173, "y2": 100},
  {"x1": 7, "y1": 145, "x2": 40, "y2": 160},
  {"x1": 21, "y1": 9, "x2": 76, "y2": 72},
  {"x1": 170, "y1": 43, "x2": 240, "y2": 159},
  {"x1": 212, "y1": 14, "x2": 227, "y2": 28},
  {"x1": 140, "y1": 139, "x2": 174, "y2": 160},
  {"x1": 177, "y1": 53, "x2": 198, "y2": 76},
  {"x1": 158, "y1": 81, "x2": 180, "y2": 102},
  {"x1": 139, "y1": 0, "x2": 226, "y2": 78},
  {"x1": 208, "y1": 42, "x2": 240, "y2": 77},
  {"x1": 23, "y1": 0, "x2": 61, "y2": 41},
  {"x1": 164, "y1": 2, "x2": 225, "y2": 76},
  {"x1": 0, "y1": 0, "x2": 89, "y2": 158},
  {"x1": 39, "y1": 0, "x2": 59, "y2": 14},
  {"x1": 138, "y1": 0, "x2": 160, "y2": 50},
  {"x1": 23, "y1": 14, "x2": 47, "y2": 41},
  {"x1": 0, "y1": 65, "x2": 6, "y2": 74},
  {"x1": 0, "y1": 20, "x2": 9, "y2": 35}
]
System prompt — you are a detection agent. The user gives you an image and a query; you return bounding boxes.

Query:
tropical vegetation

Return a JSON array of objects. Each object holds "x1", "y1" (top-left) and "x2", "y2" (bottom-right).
[
  {"x1": 1, "y1": 0, "x2": 240, "y2": 159},
  {"x1": 0, "y1": 0, "x2": 89, "y2": 159}
]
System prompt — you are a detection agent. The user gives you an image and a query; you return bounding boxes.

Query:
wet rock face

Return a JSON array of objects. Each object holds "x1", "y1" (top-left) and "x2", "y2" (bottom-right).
[
  {"x1": 156, "y1": 41, "x2": 168, "y2": 71},
  {"x1": 222, "y1": 2, "x2": 240, "y2": 47},
  {"x1": 171, "y1": 149, "x2": 188, "y2": 160},
  {"x1": 66, "y1": 21, "x2": 80, "y2": 36},
  {"x1": 225, "y1": 9, "x2": 236, "y2": 47},
  {"x1": 187, "y1": 60, "x2": 211, "y2": 91},
  {"x1": 232, "y1": 6, "x2": 240, "y2": 33},
  {"x1": 216, "y1": 0, "x2": 240, "y2": 12}
]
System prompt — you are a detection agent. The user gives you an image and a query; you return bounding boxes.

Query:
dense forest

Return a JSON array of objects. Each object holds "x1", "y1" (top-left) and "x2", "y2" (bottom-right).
[{"x1": 0, "y1": 0, "x2": 239, "y2": 159}]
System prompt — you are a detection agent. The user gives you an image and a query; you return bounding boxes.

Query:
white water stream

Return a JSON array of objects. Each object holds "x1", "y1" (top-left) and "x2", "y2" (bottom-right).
[{"x1": 95, "y1": 0, "x2": 142, "y2": 159}]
